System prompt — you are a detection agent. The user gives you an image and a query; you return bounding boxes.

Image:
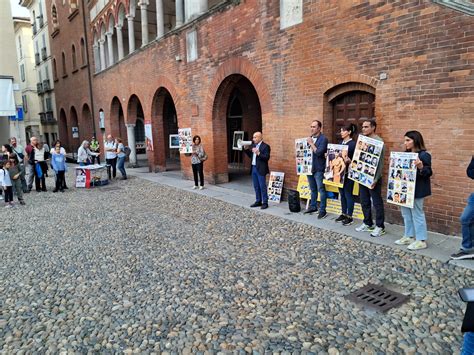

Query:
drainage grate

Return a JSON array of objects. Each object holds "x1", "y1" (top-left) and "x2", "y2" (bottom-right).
[
  {"x1": 345, "y1": 283, "x2": 409, "y2": 313},
  {"x1": 99, "y1": 186, "x2": 123, "y2": 192}
]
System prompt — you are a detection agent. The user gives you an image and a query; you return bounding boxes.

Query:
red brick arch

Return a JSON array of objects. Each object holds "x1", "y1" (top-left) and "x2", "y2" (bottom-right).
[{"x1": 321, "y1": 73, "x2": 379, "y2": 95}]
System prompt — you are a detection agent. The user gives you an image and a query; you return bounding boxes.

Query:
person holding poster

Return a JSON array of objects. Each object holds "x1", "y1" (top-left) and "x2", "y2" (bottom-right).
[
  {"x1": 336, "y1": 123, "x2": 357, "y2": 226},
  {"x1": 243, "y1": 132, "x2": 271, "y2": 210},
  {"x1": 304, "y1": 120, "x2": 328, "y2": 219},
  {"x1": 394, "y1": 131, "x2": 432, "y2": 250},
  {"x1": 355, "y1": 119, "x2": 386, "y2": 237}
]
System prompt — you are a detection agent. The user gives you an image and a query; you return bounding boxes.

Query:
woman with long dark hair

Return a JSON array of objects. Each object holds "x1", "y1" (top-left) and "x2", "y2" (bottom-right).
[
  {"x1": 191, "y1": 135, "x2": 206, "y2": 189},
  {"x1": 336, "y1": 123, "x2": 357, "y2": 226},
  {"x1": 395, "y1": 130, "x2": 432, "y2": 250}
]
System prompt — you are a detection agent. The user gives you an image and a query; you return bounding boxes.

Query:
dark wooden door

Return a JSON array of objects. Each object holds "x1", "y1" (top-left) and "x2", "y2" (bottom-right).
[{"x1": 332, "y1": 91, "x2": 375, "y2": 142}]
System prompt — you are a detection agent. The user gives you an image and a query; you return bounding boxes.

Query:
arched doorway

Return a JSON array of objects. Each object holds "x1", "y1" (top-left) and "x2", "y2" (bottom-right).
[
  {"x1": 331, "y1": 90, "x2": 375, "y2": 142},
  {"x1": 127, "y1": 94, "x2": 146, "y2": 165},
  {"x1": 212, "y1": 74, "x2": 262, "y2": 182},
  {"x1": 81, "y1": 103, "x2": 94, "y2": 142},
  {"x1": 59, "y1": 108, "x2": 69, "y2": 152},
  {"x1": 134, "y1": 117, "x2": 145, "y2": 155},
  {"x1": 110, "y1": 97, "x2": 126, "y2": 141},
  {"x1": 70, "y1": 106, "x2": 79, "y2": 150},
  {"x1": 151, "y1": 88, "x2": 179, "y2": 171}
]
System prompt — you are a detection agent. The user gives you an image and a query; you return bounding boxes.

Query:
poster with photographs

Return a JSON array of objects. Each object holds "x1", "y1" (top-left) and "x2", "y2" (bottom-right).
[
  {"x1": 178, "y1": 128, "x2": 192, "y2": 154},
  {"x1": 232, "y1": 131, "x2": 245, "y2": 151},
  {"x1": 295, "y1": 138, "x2": 313, "y2": 175},
  {"x1": 268, "y1": 172, "x2": 285, "y2": 203},
  {"x1": 169, "y1": 134, "x2": 179, "y2": 149},
  {"x1": 387, "y1": 152, "x2": 418, "y2": 208},
  {"x1": 323, "y1": 144, "x2": 349, "y2": 188},
  {"x1": 348, "y1": 135, "x2": 384, "y2": 188}
]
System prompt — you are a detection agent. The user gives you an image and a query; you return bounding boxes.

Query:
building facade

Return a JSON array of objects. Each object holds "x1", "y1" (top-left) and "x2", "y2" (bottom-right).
[
  {"x1": 53, "y1": 0, "x2": 473, "y2": 235},
  {"x1": 14, "y1": 16, "x2": 43, "y2": 143},
  {"x1": 20, "y1": 0, "x2": 59, "y2": 147}
]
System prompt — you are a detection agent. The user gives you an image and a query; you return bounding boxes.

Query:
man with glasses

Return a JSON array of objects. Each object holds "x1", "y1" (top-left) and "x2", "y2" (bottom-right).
[
  {"x1": 355, "y1": 119, "x2": 386, "y2": 237},
  {"x1": 304, "y1": 120, "x2": 328, "y2": 219}
]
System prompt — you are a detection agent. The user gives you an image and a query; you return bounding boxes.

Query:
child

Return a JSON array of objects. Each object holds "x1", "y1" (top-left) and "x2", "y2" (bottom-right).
[
  {"x1": 51, "y1": 145, "x2": 67, "y2": 192},
  {"x1": 0, "y1": 160, "x2": 14, "y2": 207},
  {"x1": 7, "y1": 155, "x2": 25, "y2": 205}
]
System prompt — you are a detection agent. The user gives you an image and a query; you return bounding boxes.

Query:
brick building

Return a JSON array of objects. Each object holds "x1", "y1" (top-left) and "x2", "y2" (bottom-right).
[{"x1": 49, "y1": 0, "x2": 473, "y2": 235}]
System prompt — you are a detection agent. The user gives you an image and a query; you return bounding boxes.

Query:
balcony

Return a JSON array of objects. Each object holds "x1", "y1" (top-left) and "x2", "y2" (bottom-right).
[
  {"x1": 38, "y1": 14, "x2": 44, "y2": 28},
  {"x1": 43, "y1": 79, "x2": 51, "y2": 91},
  {"x1": 35, "y1": 53, "x2": 40, "y2": 65},
  {"x1": 37, "y1": 82, "x2": 44, "y2": 94},
  {"x1": 41, "y1": 47, "x2": 47, "y2": 60},
  {"x1": 40, "y1": 111, "x2": 56, "y2": 124}
]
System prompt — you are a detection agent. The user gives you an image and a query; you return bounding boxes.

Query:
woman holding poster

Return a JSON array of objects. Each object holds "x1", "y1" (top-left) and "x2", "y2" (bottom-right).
[
  {"x1": 394, "y1": 131, "x2": 432, "y2": 250},
  {"x1": 191, "y1": 135, "x2": 206, "y2": 189},
  {"x1": 336, "y1": 123, "x2": 357, "y2": 226}
]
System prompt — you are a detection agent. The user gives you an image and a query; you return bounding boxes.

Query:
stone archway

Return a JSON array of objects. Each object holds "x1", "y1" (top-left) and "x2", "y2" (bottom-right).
[
  {"x1": 127, "y1": 94, "x2": 146, "y2": 166},
  {"x1": 59, "y1": 108, "x2": 69, "y2": 152},
  {"x1": 151, "y1": 87, "x2": 179, "y2": 172},
  {"x1": 70, "y1": 106, "x2": 79, "y2": 150},
  {"x1": 110, "y1": 96, "x2": 127, "y2": 142},
  {"x1": 80, "y1": 103, "x2": 94, "y2": 143},
  {"x1": 212, "y1": 74, "x2": 262, "y2": 183}
]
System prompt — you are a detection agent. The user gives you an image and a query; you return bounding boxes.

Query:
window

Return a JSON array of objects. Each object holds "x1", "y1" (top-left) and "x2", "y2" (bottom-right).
[
  {"x1": 52, "y1": 5, "x2": 58, "y2": 27},
  {"x1": 20, "y1": 64, "x2": 25, "y2": 82},
  {"x1": 44, "y1": 64, "x2": 49, "y2": 79},
  {"x1": 62, "y1": 52, "x2": 67, "y2": 76},
  {"x1": 46, "y1": 97, "x2": 52, "y2": 111},
  {"x1": 80, "y1": 38, "x2": 86, "y2": 65},
  {"x1": 70, "y1": 0, "x2": 78, "y2": 9},
  {"x1": 22, "y1": 95, "x2": 28, "y2": 113},
  {"x1": 72, "y1": 44, "x2": 77, "y2": 70},
  {"x1": 18, "y1": 37, "x2": 23, "y2": 59},
  {"x1": 53, "y1": 58, "x2": 58, "y2": 80}
]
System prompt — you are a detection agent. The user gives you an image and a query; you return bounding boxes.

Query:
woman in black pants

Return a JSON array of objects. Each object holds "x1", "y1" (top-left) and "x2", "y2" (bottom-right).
[{"x1": 191, "y1": 135, "x2": 206, "y2": 190}]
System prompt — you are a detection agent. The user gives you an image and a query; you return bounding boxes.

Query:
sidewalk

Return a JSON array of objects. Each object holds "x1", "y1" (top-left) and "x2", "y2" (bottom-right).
[{"x1": 126, "y1": 166, "x2": 474, "y2": 271}]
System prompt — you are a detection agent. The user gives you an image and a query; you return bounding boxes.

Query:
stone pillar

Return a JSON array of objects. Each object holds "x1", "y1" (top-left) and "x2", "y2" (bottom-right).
[
  {"x1": 116, "y1": 25, "x2": 124, "y2": 60},
  {"x1": 126, "y1": 124, "x2": 137, "y2": 167},
  {"x1": 156, "y1": 0, "x2": 164, "y2": 38},
  {"x1": 175, "y1": 0, "x2": 184, "y2": 27},
  {"x1": 93, "y1": 44, "x2": 100, "y2": 72},
  {"x1": 98, "y1": 39, "x2": 106, "y2": 71},
  {"x1": 139, "y1": 2, "x2": 149, "y2": 46},
  {"x1": 106, "y1": 31, "x2": 114, "y2": 66},
  {"x1": 127, "y1": 15, "x2": 135, "y2": 53}
]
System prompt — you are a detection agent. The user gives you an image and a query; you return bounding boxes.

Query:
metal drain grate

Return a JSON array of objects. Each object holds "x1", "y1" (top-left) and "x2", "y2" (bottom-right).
[
  {"x1": 345, "y1": 283, "x2": 409, "y2": 312},
  {"x1": 99, "y1": 186, "x2": 123, "y2": 192}
]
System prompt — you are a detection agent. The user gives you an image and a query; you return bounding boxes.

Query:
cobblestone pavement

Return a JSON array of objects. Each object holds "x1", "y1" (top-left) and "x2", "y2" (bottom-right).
[{"x1": 0, "y1": 175, "x2": 470, "y2": 354}]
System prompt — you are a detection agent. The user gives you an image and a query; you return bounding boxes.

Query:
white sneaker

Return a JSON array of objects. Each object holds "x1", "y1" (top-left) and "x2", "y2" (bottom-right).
[
  {"x1": 192, "y1": 186, "x2": 198, "y2": 189},
  {"x1": 395, "y1": 236, "x2": 414, "y2": 245},
  {"x1": 199, "y1": 186, "x2": 204, "y2": 190},
  {"x1": 0, "y1": 196, "x2": 3, "y2": 200},
  {"x1": 370, "y1": 226, "x2": 386, "y2": 238},
  {"x1": 407, "y1": 240, "x2": 427, "y2": 250},
  {"x1": 355, "y1": 223, "x2": 375, "y2": 232}
]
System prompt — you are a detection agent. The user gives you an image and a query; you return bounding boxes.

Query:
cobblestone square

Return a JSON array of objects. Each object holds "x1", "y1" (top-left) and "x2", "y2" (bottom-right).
[{"x1": 0, "y1": 176, "x2": 469, "y2": 353}]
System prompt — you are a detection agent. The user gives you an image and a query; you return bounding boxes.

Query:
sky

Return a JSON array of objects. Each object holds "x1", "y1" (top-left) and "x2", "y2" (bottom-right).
[{"x1": 10, "y1": 0, "x2": 30, "y2": 18}]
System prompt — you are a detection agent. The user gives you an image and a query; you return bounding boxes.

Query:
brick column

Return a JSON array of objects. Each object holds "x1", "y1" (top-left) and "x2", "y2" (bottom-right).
[
  {"x1": 127, "y1": 15, "x2": 135, "y2": 53},
  {"x1": 139, "y1": 1, "x2": 149, "y2": 46},
  {"x1": 156, "y1": 0, "x2": 164, "y2": 38},
  {"x1": 106, "y1": 31, "x2": 114, "y2": 66},
  {"x1": 116, "y1": 24, "x2": 124, "y2": 60},
  {"x1": 175, "y1": 0, "x2": 184, "y2": 27},
  {"x1": 126, "y1": 124, "x2": 137, "y2": 167}
]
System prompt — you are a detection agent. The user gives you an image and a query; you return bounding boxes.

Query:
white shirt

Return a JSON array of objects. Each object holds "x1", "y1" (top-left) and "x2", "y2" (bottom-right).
[
  {"x1": 34, "y1": 147, "x2": 45, "y2": 162},
  {"x1": 105, "y1": 141, "x2": 117, "y2": 159},
  {"x1": 252, "y1": 142, "x2": 262, "y2": 166},
  {"x1": 51, "y1": 147, "x2": 66, "y2": 155}
]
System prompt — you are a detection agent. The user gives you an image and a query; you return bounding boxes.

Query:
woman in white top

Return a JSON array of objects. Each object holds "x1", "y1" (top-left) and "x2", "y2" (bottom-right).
[
  {"x1": 30, "y1": 142, "x2": 49, "y2": 192},
  {"x1": 77, "y1": 140, "x2": 93, "y2": 166},
  {"x1": 104, "y1": 135, "x2": 117, "y2": 178}
]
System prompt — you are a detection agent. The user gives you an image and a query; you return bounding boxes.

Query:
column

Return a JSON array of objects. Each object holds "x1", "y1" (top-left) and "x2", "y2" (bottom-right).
[
  {"x1": 175, "y1": 0, "x2": 184, "y2": 27},
  {"x1": 106, "y1": 31, "x2": 114, "y2": 66},
  {"x1": 126, "y1": 124, "x2": 137, "y2": 167},
  {"x1": 93, "y1": 44, "x2": 100, "y2": 72},
  {"x1": 156, "y1": 0, "x2": 164, "y2": 38},
  {"x1": 98, "y1": 39, "x2": 106, "y2": 71},
  {"x1": 139, "y1": 1, "x2": 149, "y2": 46},
  {"x1": 116, "y1": 25, "x2": 124, "y2": 60},
  {"x1": 127, "y1": 15, "x2": 135, "y2": 53}
]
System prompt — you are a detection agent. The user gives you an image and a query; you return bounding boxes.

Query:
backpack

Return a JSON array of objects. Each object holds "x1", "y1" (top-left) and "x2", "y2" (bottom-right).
[{"x1": 123, "y1": 146, "x2": 131, "y2": 157}]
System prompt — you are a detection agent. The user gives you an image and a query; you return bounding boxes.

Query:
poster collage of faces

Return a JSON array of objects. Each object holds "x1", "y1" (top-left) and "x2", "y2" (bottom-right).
[
  {"x1": 387, "y1": 152, "x2": 418, "y2": 208},
  {"x1": 295, "y1": 138, "x2": 313, "y2": 175},
  {"x1": 348, "y1": 135, "x2": 384, "y2": 188},
  {"x1": 178, "y1": 128, "x2": 193, "y2": 154},
  {"x1": 268, "y1": 172, "x2": 285, "y2": 203}
]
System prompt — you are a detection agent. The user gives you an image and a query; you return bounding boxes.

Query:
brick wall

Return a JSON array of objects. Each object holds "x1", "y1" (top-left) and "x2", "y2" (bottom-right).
[{"x1": 57, "y1": 0, "x2": 473, "y2": 235}]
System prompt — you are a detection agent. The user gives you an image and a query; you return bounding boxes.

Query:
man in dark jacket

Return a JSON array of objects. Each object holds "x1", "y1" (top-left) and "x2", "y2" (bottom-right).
[
  {"x1": 451, "y1": 156, "x2": 474, "y2": 260},
  {"x1": 304, "y1": 120, "x2": 328, "y2": 219},
  {"x1": 243, "y1": 131, "x2": 271, "y2": 210}
]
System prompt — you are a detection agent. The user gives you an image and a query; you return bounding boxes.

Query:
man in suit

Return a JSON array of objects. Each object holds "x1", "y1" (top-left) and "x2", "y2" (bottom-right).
[
  {"x1": 304, "y1": 119, "x2": 328, "y2": 219},
  {"x1": 244, "y1": 131, "x2": 271, "y2": 209}
]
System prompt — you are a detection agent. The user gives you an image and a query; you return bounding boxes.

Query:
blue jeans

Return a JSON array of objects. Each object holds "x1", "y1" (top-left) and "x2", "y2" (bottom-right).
[
  {"x1": 401, "y1": 198, "x2": 427, "y2": 241},
  {"x1": 251, "y1": 166, "x2": 268, "y2": 204},
  {"x1": 461, "y1": 193, "x2": 474, "y2": 251},
  {"x1": 79, "y1": 162, "x2": 88, "y2": 166},
  {"x1": 307, "y1": 171, "x2": 326, "y2": 213},
  {"x1": 339, "y1": 177, "x2": 354, "y2": 216},
  {"x1": 117, "y1": 156, "x2": 126, "y2": 177},
  {"x1": 462, "y1": 332, "x2": 474, "y2": 355}
]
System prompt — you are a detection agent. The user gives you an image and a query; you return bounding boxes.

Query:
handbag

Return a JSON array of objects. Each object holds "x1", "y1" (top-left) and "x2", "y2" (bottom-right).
[
  {"x1": 35, "y1": 162, "x2": 43, "y2": 178},
  {"x1": 199, "y1": 151, "x2": 208, "y2": 161}
]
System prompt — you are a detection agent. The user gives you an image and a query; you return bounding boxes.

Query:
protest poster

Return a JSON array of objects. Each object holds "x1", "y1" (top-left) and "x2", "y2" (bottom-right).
[
  {"x1": 268, "y1": 172, "x2": 285, "y2": 203},
  {"x1": 326, "y1": 199, "x2": 364, "y2": 220},
  {"x1": 169, "y1": 134, "x2": 179, "y2": 149},
  {"x1": 178, "y1": 128, "x2": 192, "y2": 154},
  {"x1": 145, "y1": 120, "x2": 154, "y2": 151},
  {"x1": 297, "y1": 174, "x2": 311, "y2": 200},
  {"x1": 387, "y1": 152, "x2": 418, "y2": 208},
  {"x1": 232, "y1": 131, "x2": 245, "y2": 150},
  {"x1": 323, "y1": 144, "x2": 348, "y2": 188},
  {"x1": 295, "y1": 138, "x2": 312, "y2": 175},
  {"x1": 348, "y1": 135, "x2": 384, "y2": 188}
]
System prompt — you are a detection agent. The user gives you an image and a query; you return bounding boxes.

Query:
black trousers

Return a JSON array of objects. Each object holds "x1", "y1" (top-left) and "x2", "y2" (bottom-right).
[
  {"x1": 192, "y1": 162, "x2": 204, "y2": 186},
  {"x1": 55, "y1": 171, "x2": 65, "y2": 191},
  {"x1": 4, "y1": 186, "x2": 13, "y2": 202},
  {"x1": 106, "y1": 157, "x2": 117, "y2": 178},
  {"x1": 359, "y1": 179, "x2": 385, "y2": 228},
  {"x1": 34, "y1": 162, "x2": 47, "y2": 191}
]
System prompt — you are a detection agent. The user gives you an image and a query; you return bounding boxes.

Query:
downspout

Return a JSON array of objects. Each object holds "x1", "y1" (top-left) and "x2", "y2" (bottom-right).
[{"x1": 81, "y1": 0, "x2": 96, "y2": 136}]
